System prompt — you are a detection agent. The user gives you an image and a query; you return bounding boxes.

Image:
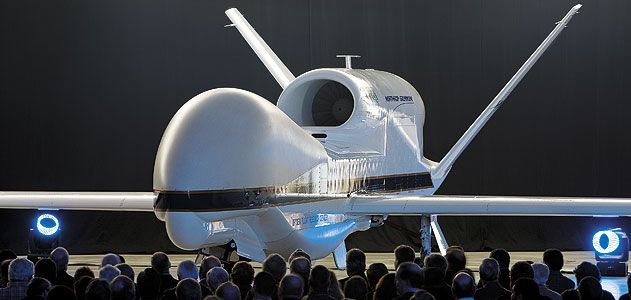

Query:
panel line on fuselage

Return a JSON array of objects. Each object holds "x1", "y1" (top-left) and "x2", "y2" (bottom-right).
[{"x1": 154, "y1": 171, "x2": 434, "y2": 212}]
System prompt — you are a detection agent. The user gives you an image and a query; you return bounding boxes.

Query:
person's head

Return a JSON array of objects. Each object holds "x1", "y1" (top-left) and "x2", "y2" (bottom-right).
[
  {"x1": 423, "y1": 267, "x2": 446, "y2": 286},
  {"x1": 74, "y1": 266, "x2": 95, "y2": 281},
  {"x1": 562, "y1": 289, "x2": 580, "y2": 300},
  {"x1": 176, "y1": 278, "x2": 202, "y2": 300},
  {"x1": 288, "y1": 249, "x2": 311, "y2": 264},
  {"x1": 200, "y1": 256, "x2": 221, "y2": 281},
  {"x1": 27, "y1": 277, "x2": 51, "y2": 298},
  {"x1": 101, "y1": 253, "x2": 121, "y2": 267},
  {"x1": 74, "y1": 276, "x2": 93, "y2": 300},
  {"x1": 395, "y1": 262, "x2": 423, "y2": 295},
  {"x1": 48, "y1": 285, "x2": 77, "y2": 300},
  {"x1": 490, "y1": 249, "x2": 510, "y2": 270},
  {"x1": 216, "y1": 281, "x2": 242, "y2": 300},
  {"x1": 231, "y1": 261, "x2": 255, "y2": 287},
  {"x1": 253, "y1": 271, "x2": 276, "y2": 299},
  {"x1": 346, "y1": 248, "x2": 367, "y2": 277},
  {"x1": 578, "y1": 277, "x2": 602, "y2": 300},
  {"x1": 511, "y1": 278, "x2": 539, "y2": 300},
  {"x1": 85, "y1": 279, "x2": 112, "y2": 300},
  {"x1": 8, "y1": 257, "x2": 34, "y2": 282},
  {"x1": 445, "y1": 248, "x2": 466, "y2": 271},
  {"x1": 452, "y1": 272, "x2": 475, "y2": 299},
  {"x1": 207, "y1": 267, "x2": 229, "y2": 292},
  {"x1": 289, "y1": 256, "x2": 310, "y2": 286},
  {"x1": 328, "y1": 271, "x2": 344, "y2": 300},
  {"x1": 543, "y1": 249, "x2": 564, "y2": 272},
  {"x1": 531, "y1": 263, "x2": 550, "y2": 286},
  {"x1": 344, "y1": 275, "x2": 368, "y2": 300},
  {"x1": 424, "y1": 254, "x2": 448, "y2": 273},
  {"x1": 151, "y1": 252, "x2": 171, "y2": 275},
  {"x1": 111, "y1": 275, "x2": 136, "y2": 300},
  {"x1": 374, "y1": 273, "x2": 397, "y2": 300},
  {"x1": 99, "y1": 265, "x2": 121, "y2": 283},
  {"x1": 367, "y1": 263, "x2": 389, "y2": 291},
  {"x1": 509, "y1": 261, "x2": 534, "y2": 287},
  {"x1": 278, "y1": 274, "x2": 303, "y2": 300},
  {"x1": 137, "y1": 268, "x2": 161, "y2": 300},
  {"x1": 50, "y1": 247, "x2": 69, "y2": 272},
  {"x1": 412, "y1": 290, "x2": 436, "y2": 300},
  {"x1": 309, "y1": 265, "x2": 331, "y2": 293},
  {"x1": 177, "y1": 260, "x2": 199, "y2": 280},
  {"x1": 574, "y1": 261, "x2": 601, "y2": 283},
  {"x1": 394, "y1": 245, "x2": 416, "y2": 268},
  {"x1": 34, "y1": 258, "x2": 57, "y2": 282},
  {"x1": 479, "y1": 258, "x2": 500, "y2": 282},
  {"x1": 263, "y1": 253, "x2": 287, "y2": 283},
  {"x1": 115, "y1": 263, "x2": 134, "y2": 281}
]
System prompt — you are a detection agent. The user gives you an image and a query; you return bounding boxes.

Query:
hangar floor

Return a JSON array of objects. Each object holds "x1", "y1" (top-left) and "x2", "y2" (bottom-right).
[{"x1": 66, "y1": 251, "x2": 628, "y2": 299}]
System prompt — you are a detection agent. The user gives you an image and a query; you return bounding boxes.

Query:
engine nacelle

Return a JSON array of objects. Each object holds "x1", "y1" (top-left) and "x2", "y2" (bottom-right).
[{"x1": 278, "y1": 68, "x2": 428, "y2": 173}]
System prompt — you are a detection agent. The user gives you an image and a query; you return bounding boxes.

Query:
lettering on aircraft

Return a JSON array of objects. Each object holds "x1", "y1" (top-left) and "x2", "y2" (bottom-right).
[
  {"x1": 285, "y1": 213, "x2": 347, "y2": 230},
  {"x1": 385, "y1": 95, "x2": 413, "y2": 102}
]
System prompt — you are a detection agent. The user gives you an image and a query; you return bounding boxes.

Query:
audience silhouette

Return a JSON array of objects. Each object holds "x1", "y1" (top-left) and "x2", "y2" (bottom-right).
[{"x1": 0, "y1": 246, "x2": 626, "y2": 300}]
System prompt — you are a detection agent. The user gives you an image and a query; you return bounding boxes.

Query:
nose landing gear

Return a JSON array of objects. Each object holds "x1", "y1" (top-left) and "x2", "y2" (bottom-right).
[{"x1": 195, "y1": 240, "x2": 249, "y2": 272}]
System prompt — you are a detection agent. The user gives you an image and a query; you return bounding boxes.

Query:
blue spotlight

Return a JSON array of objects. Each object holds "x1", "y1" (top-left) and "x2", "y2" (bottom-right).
[
  {"x1": 36, "y1": 214, "x2": 60, "y2": 236},
  {"x1": 592, "y1": 228, "x2": 628, "y2": 276},
  {"x1": 28, "y1": 212, "x2": 62, "y2": 259}
]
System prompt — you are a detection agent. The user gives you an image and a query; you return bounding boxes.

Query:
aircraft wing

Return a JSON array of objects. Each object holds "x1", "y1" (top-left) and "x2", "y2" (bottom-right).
[
  {"x1": 345, "y1": 194, "x2": 631, "y2": 217},
  {"x1": 0, "y1": 192, "x2": 156, "y2": 212}
]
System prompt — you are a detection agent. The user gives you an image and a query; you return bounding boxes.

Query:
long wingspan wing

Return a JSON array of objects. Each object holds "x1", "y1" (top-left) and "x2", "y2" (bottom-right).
[
  {"x1": 344, "y1": 194, "x2": 631, "y2": 216},
  {"x1": 0, "y1": 192, "x2": 156, "y2": 212}
]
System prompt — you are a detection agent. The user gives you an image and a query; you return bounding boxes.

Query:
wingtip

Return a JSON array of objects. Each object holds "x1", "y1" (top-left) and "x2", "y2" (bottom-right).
[{"x1": 573, "y1": 4, "x2": 583, "y2": 10}]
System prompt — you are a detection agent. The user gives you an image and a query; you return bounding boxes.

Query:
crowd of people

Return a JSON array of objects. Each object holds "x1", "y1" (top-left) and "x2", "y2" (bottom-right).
[{"x1": 0, "y1": 245, "x2": 627, "y2": 300}]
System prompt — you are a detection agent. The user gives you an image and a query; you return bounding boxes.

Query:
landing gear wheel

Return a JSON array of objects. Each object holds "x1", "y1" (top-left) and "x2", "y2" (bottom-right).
[{"x1": 195, "y1": 240, "x2": 249, "y2": 273}]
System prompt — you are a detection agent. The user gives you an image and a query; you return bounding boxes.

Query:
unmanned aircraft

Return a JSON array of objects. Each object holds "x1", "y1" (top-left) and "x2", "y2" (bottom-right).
[{"x1": 2, "y1": 4, "x2": 629, "y2": 268}]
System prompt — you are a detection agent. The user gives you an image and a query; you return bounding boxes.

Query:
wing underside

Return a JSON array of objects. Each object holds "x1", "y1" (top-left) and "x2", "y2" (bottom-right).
[
  {"x1": 345, "y1": 194, "x2": 631, "y2": 217},
  {"x1": 0, "y1": 192, "x2": 156, "y2": 212}
]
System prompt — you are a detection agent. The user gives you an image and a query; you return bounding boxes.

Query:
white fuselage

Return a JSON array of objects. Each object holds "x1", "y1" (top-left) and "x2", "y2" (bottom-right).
[{"x1": 152, "y1": 68, "x2": 447, "y2": 261}]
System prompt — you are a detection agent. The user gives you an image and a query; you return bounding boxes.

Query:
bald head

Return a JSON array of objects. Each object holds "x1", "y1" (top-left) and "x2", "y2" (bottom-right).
[
  {"x1": 532, "y1": 263, "x2": 550, "y2": 286},
  {"x1": 101, "y1": 253, "x2": 121, "y2": 267},
  {"x1": 479, "y1": 258, "x2": 499, "y2": 282},
  {"x1": 452, "y1": 272, "x2": 475, "y2": 299},
  {"x1": 177, "y1": 260, "x2": 198, "y2": 280}
]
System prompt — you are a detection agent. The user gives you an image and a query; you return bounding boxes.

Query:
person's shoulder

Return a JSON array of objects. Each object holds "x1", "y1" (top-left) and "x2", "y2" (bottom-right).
[
  {"x1": 619, "y1": 293, "x2": 631, "y2": 300},
  {"x1": 160, "y1": 287, "x2": 177, "y2": 300}
]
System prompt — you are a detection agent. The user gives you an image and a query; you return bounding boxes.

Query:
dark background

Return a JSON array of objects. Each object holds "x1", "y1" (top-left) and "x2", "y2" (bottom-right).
[{"x1": 1, "y1": 0, "x2": 630, "y2": 254}]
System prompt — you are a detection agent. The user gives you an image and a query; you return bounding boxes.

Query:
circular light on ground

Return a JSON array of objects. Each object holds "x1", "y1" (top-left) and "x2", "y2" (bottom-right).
[
  {"x1": 36, "y1": 214, "x2": 59, "y2": 236},
  {"x1": 593, "y1": 230, "x2": 620, "y2": 254}
]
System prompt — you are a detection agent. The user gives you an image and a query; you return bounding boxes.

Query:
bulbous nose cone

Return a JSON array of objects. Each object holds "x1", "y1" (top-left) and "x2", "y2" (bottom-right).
[{"x1": 153, "y1": 88, "x2": 328, "y2": 192}]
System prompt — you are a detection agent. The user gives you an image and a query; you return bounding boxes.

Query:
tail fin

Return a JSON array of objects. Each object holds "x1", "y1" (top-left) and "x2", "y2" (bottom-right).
[
  {"x1": 432, "y1": 4, "x2": 582, "y2": 178},
  {"x1": 225, "y1": 8, "x2": 296, "y2": 89}
]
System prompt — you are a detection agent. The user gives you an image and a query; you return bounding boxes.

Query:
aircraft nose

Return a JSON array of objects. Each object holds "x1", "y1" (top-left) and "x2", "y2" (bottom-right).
[{"x1": 152, "y1": 88, "x2": 327, "y2": 211}]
